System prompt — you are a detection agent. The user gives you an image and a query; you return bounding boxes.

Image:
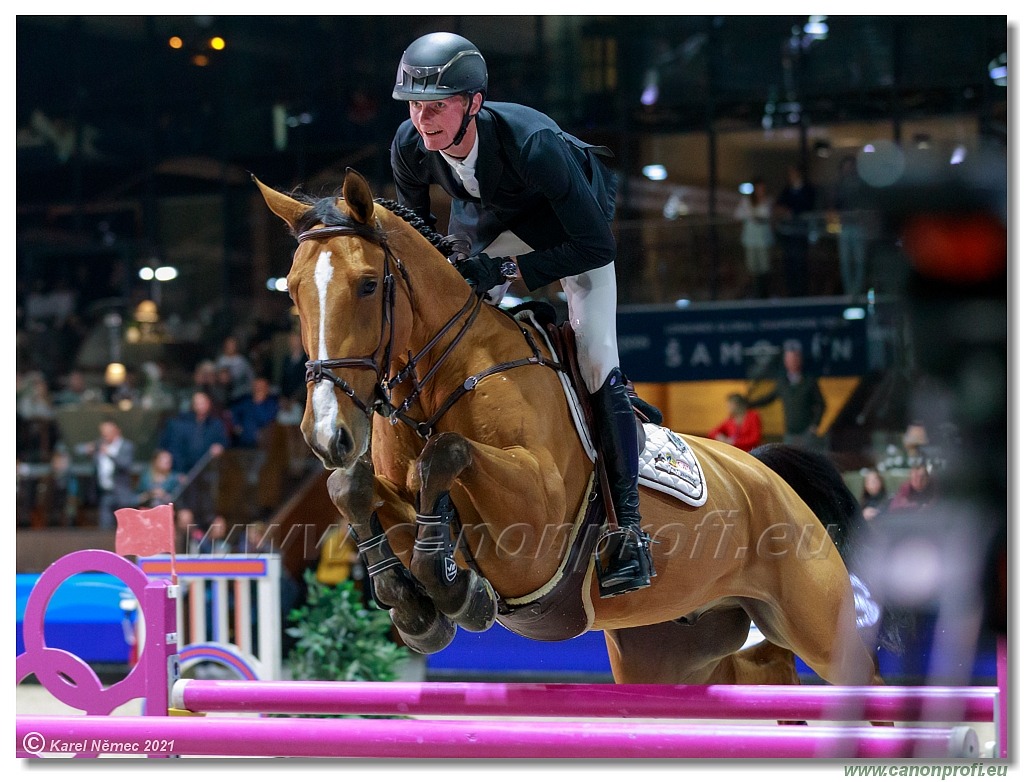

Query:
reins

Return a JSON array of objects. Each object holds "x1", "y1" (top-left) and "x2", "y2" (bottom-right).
[{"x1": 295, "y1": 212, "x2": 562, "y2": 439}]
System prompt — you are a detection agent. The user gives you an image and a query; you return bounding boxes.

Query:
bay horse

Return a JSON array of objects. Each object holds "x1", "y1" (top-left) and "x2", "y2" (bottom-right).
[{"x1": 256, "y1": 169, "x2": 885, "y2": 687}]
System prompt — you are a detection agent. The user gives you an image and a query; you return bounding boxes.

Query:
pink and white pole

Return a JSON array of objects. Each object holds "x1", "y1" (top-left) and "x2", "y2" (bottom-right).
[
  {"x1": 172, "y1": 680, "x2": 997, "y2": 725},
  {"x1": 17, "y1": 715, "x2": 979, "y2": 759}
]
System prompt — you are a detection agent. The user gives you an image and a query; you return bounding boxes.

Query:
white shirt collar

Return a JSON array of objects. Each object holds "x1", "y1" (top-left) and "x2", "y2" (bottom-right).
[{"x1": 440, "y1": 133, "x2": 479, "y2": 176}]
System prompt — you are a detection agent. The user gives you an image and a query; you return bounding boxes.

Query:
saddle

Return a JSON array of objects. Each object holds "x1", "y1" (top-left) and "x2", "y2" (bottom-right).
[{"x1": 508, "y1": 301, "x2": 662, "y2": 432}]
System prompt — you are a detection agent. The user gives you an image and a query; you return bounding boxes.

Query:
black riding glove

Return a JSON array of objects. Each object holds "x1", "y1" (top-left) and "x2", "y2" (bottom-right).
[{"x1": 458, "y1": 253, "x2": 516, "y2": 293}]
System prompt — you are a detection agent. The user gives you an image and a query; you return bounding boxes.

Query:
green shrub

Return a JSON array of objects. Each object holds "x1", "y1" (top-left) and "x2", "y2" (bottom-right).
[{"x1": 285, "y1": 571, "x2": 409, "y2": 683}]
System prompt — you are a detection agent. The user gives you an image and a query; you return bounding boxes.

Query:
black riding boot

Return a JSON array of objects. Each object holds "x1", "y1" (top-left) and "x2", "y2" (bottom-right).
[{"x1": 591, "y1": 367, "x2": 655, "y2": 598}]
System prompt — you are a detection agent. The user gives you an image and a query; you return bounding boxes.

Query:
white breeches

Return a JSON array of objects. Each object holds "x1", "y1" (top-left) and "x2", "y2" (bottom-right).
[{"x1": 485, "y1": 231, "x2": 620, "y2": 395}]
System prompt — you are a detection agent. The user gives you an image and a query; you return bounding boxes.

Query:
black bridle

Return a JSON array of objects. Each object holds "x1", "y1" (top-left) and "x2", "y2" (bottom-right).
[{"x1": 296, "y1": 221, "x2": 561, "y2": 439}]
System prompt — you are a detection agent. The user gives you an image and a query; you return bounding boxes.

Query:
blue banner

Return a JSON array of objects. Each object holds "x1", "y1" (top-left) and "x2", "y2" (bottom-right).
[{"x1": 617, "y1": 301, "x2": 870, "y2": 382}]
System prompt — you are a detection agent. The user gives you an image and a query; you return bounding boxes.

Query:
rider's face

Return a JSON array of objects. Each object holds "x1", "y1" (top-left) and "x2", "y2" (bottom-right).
[{"x1": 408, "y1": 95, "x2": 477, "y2": 152}]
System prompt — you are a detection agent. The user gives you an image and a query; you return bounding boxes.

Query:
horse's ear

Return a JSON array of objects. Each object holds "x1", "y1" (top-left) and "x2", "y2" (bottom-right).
[
  {"x1": 342, "y1": 168, "x2": 375, "y2": 225},
  {"x1": 253, "y1": 176, "x2": 307, "y2": 233}
]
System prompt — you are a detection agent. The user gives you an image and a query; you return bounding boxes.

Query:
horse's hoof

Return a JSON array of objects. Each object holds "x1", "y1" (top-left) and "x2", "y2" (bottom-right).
[
  {"x1": 449, "y1": 571, "x2": 498, "y2": 632},
  {"x1": 393, "y1": 609, "x2": 457, "y2": 654}
]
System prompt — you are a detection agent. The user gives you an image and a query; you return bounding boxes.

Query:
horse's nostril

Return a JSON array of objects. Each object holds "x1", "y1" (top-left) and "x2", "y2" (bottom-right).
[{"x1": 332, "y1": 427, "x2": 353, "y2": 459}]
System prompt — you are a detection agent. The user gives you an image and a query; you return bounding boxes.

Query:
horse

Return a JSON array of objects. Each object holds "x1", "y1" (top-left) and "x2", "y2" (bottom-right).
[{"x1": 255, "y1": 168, "x2": 886, "y2": 687}]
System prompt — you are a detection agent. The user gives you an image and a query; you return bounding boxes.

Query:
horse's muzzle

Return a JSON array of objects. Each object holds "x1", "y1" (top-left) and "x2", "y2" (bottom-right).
[{"x1": 305, "y1": 425, "x2": 356, "y2": 470}]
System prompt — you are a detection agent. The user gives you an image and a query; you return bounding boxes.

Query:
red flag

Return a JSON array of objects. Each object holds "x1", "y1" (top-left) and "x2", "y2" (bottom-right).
[{"x1": 115, "y1": 504, "x2": 176, "y2": 558}]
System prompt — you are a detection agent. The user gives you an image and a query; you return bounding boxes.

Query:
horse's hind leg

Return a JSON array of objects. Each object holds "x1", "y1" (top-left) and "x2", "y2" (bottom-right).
[
  {"x1": 411, "y1": 432, "x2": 498, "y2": 633},
  {"x1": 740, "y1": 588, "x2": 883, "y2": 686},
  {"x1": 326, "y1": 461, "x2": 456, "y2": 654}
]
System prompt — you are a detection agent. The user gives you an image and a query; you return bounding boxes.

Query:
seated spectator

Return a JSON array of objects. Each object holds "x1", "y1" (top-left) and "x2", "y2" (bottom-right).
[
  {"x1": 902, "y1": 422, "x2": 929, "y2": 463},
  {"x1": 17, "y1": 370, "x2": 57, "y2": 461},
  {"x1": 215, "y1": 335, "x2": 255, "y2": 404},
  {"x1": 859, "y1": 467, "x2": 890, "y2": 522},
  {"x1": 193, "y1": 514, "x2": 233, "y2": 555},
  {"x1": 136, "y1": 449, "x2": 186, "y2": 508},
  {"x1": 139, "y1": 361, "x2": 177, "y2": 412},
  {"x1": 180, "y1": 360, "x2": 219, "y2": 414},
  {"x1": 708, "y1": 393, "x2": 763, "y2": 452},
  {"x1": 212, "y1": 365, "x2": 235, "y2": 413},
  {"x1": 37, "y1": 447, "x2": 81, "y2": 527},
  {"x1": 888, "y1": 459, "x2": 938, "y2": 512},
  {"x1": 230, "y1": 377, "x2": 280, "y2": 449},
  {"x1": 240, "y1": 520, "x2": 276, "y2": 555},
  {"x1": 52, "y1": 370, "x2": 103, "y2": 406}
]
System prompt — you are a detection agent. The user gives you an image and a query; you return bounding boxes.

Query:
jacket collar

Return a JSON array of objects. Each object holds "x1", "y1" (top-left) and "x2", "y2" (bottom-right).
[{"x1": 472, "y1": 108, "x2": 502, "y2": 205}]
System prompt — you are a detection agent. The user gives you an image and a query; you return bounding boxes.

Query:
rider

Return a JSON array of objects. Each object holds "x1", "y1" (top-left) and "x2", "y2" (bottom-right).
[{"x1": 389, "y1": 31, "x2": 653, "y2": 597}]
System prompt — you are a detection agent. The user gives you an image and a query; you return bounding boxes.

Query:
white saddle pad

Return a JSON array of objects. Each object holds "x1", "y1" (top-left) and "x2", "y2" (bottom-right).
[{"x1": 639, "y1": 424, "x2": 708, "y2": 507}]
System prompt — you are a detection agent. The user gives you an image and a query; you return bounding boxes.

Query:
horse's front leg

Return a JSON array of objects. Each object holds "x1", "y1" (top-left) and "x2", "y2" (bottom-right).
[
  {"x1": 325, "y1": 458, "x2": 456, "y2": 654},
  {"x1": 411, "y1": 432, "x2": 498, "y2": 632}
]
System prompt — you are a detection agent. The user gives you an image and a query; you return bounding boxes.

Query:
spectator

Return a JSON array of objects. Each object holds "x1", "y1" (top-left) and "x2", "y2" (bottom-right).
[
  {"x1": 193, "y1": 514, "x2": 233, "y2": 555},
  {"x1": 181, "y1": 360, "x2": 219, "y2": 413},
  {"x1": 231, "y1": 376, "x2": 280, "y2": 519},
  {"x1": 707, "y1": 393, "x2": 763, "y2": 452},
  {"x1": 241, "y1": 520, "x2": 276, "y2": 555},
  {"x1": 176, "y1": 507, "x2": 202, "y2": 553},
  {"x1": 37, "y1": 447, "x2": 81, "y2": 527},
  {"x1": 859, "y1": 467, "x2": 890, "y2": 523},
  {"x1": 136, "y1": 448, "x2": 185, "y2": 508},
  {"x1": 828, "y1": 154, "x2": 871, "y2": 298},
  {"x1": 81, "y1": 419, "x2": 137, "y2": 530},
  {"x1": 161, "y1": 391, "x2": 229, "y2": 474},
  {"x1": 888, "y1": 459, "x2": 938, "y2": 512},
  {"x1": 733, "y1": 177, "x2": 774, "y2": 298},
  {"x1": 212, "y1": 365, "x2": 235, "y2": 413},
  {"x1": 275, "y1": 331, "x2": 308, "y2": 404},
  {"x1": 748, "y1": 340, "x2": 825, "y2": 450},
  {"x1": 773, "y1": 165, "x2": 818, "y2": 297},
  {"x1": 17, "y1": 371, "x2": 55, "y2": 420},
  {"x1": 159, "y1": 391, "x2": 229, "y2": 524},
  {"x1": 901, "y1": 422, "x2": 930, "y2": 465},
  {"x1": 230, "y1": 377, "x2": 280, "y2": 449},
  {"x1": 16, "y1": 371, "x2": 57, "y2": 461},
  {"x1": 139, "y1": 361, "x2": 177, "y2": 412},
  {"x1": 52, "y1": 370, "x2": 103, "y2": 406},
  {"x1": 215, "y1": 335, "x2": 255, "y2": 404}
]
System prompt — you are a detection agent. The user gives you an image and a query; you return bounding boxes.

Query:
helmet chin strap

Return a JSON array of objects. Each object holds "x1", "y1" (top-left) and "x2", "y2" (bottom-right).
[{"x1": 441, "y1": 96, "x2": 479, "y2": 152}]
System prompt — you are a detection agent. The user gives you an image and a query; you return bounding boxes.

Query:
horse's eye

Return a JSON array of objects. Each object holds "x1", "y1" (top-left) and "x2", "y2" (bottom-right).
[{"x1": 358, "y1": 278, "x2": 379, "y2": 297}]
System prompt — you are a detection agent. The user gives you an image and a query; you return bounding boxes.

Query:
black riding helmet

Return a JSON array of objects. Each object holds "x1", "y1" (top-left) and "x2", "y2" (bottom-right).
[
  {"x1": 393, "y1": 32, "x2": 488, "y2": 100},
  {"x1": 393, "y1": 32, "x2": 487, "y2": 149}
]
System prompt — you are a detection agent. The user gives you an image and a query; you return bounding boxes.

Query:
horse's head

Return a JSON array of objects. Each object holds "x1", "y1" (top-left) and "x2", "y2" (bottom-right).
[{"x1": 255, "y1": 169, "x2": 399, "y2": 471}]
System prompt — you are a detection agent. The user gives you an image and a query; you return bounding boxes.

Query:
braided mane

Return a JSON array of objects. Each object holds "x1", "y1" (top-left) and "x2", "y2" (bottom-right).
[
  {"x1": 373, "y1": 197, "x2": 458, "y2": 257},
  {"x1": 289, "y1": 188, "x2": 458, "y2": 258}
]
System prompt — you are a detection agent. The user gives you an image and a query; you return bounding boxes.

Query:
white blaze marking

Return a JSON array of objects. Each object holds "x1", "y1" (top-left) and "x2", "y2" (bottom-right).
[{"x1": 312, "y1": 250, "x2": 339, "y2": 451}]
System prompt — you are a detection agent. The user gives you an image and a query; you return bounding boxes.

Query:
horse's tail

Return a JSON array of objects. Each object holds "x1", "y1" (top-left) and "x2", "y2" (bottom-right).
[{"x1": 749, "y1": 442, "x2": 905, "y2": 654}]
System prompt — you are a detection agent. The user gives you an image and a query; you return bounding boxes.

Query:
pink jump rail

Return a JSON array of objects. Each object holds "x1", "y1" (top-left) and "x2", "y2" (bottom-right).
[
  {"x1": 172, "y1": 679, "x2": 997, "y2": 724},
  {"x1": 16, "y1": 715, "x2": 977, "y2": 759}
]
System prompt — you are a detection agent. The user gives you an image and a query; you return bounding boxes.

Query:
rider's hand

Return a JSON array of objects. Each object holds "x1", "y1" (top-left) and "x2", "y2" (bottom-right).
[{"x1": 458, "y1": 253, "x2": 516, "y2": 293}]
